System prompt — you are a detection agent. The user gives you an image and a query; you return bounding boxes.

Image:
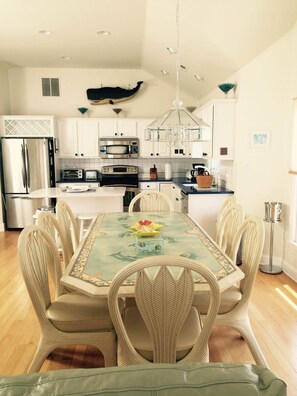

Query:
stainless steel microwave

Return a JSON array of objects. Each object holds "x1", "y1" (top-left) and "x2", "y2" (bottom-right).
[{"x1": 99, "y1": 138, "x2": 139, "y2": 159}]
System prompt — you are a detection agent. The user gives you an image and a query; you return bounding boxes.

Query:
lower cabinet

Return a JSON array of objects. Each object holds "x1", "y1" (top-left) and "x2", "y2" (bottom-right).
[
  {"x1": 187, "y1": 193, "x2": 233, "y2": 238},
  {"x1": 159, "y1": 182, "x2": 184, "y2": 212}
]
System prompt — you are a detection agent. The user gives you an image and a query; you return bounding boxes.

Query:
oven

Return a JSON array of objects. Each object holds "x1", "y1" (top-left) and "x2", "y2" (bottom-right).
[{"x1": 101, "y1": 165, "x2": 139, "y2": 211}]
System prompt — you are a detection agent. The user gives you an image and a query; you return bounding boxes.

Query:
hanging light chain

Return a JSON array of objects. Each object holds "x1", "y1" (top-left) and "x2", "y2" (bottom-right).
[{"x1": 175, "y1": 0, "x2": 181, "y2": 107}]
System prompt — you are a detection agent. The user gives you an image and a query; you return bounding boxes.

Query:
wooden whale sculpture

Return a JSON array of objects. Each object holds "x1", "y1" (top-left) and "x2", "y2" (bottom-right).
[{"x1": 86, "y1": 81, "x2": 143, "y2": 105}]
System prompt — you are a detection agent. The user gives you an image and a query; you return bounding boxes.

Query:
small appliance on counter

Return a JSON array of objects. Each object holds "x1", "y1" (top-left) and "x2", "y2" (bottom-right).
[
  {"x1": 62, "y1": 168, "x2": 84, "y2": 181},
  {"x1": 186, "y1": 163, "x2": 206, "y2": 182},
  {"x1": 85, "y1": 170, "x2": 99, "y2": 181}
]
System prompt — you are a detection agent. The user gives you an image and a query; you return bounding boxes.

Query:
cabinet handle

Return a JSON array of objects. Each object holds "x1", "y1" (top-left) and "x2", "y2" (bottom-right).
[
  {"x1": 156, "y1": 153, "x2": 159, "y2": 156},
  {"x1": 81, "y1": 153, "x2": 84, "y2": 156},
  {"x1": 115, "y1": 133, "x2": 118, "y2": 136},
  {"x1": 150, "y1": 153, "x2": 153, "y2": 156},
  {"x1": 75, "y1": 153, "x2": 78, "y2": 156},
  {"x1": 120, "y1": 133, "x2": 123, "y2": 136}
]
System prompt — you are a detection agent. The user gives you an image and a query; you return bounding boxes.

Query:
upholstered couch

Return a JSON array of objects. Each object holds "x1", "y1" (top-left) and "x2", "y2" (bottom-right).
[{"x1": 0, "y1": 363, "x2": 286, "y2": 395}]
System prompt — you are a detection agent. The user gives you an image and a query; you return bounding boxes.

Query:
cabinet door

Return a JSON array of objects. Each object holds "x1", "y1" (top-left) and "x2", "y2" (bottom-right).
[
  {"x1": 212, "y1": 101, "x2": 235, "y2": 160},
  {"x1": 99, "y1": 119, "x2": 117, "y2": 137},
  {"x1": 77, "y1": 120, "x2": 99, "y2": 157},
  {"x1": 154, "y1": 141, "x2": 170, "y2": 157},
  {"x1": 117, "y1": 120, "x2": 137, "y2": 137},
  {"x1": 194, "y1": 105, "x2": 213, "y2": 159},
  {"x1": 138, "y1": 119, "x2": 155, "y2": 157},
  {"x1": 58, "y1": 119, "x2": 78, "y2": 157}
]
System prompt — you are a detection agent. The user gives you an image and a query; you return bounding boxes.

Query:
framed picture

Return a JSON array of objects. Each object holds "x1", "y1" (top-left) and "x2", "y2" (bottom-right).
[{"x1": 251, "y1": 131, "x2": 271, "y2": 147}]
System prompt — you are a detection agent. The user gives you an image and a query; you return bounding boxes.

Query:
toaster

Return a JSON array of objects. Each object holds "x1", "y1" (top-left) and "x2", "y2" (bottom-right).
[{"x1": 85, "y1": 170, "x2": 98, "y2": 181}]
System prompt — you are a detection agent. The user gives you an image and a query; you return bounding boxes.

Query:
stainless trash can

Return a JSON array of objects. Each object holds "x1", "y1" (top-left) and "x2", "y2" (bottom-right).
[{"x1": 260, "y1": 202, "x2": 282, "y2": 274}]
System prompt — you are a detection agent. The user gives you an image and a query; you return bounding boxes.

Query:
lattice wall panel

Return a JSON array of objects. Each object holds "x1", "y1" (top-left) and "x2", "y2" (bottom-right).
[{"x1": 3, "y1": 118, "x2": 54, "y2": 137}]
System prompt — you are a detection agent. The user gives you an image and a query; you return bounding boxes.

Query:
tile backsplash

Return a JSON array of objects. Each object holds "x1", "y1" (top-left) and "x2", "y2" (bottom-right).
[{"x1": 58, "y1": 157, "x2": 234, "y2": 189}]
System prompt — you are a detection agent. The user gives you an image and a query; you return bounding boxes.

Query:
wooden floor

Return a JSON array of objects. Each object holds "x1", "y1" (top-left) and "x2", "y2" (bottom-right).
[{"x1": 1, "y1": 230, "x2": 297, "y2": 395}]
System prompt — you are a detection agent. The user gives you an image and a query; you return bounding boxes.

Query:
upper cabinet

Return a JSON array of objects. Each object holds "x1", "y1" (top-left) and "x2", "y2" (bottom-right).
[
  {"x1": 57, "y1": 118, "x2": 99, "y2": 158},
  {"x1": 194, "y1": 99, "x2": 236, "y2": 160},
  {"x1": 137, "y1": 119, "x2": 171, "y2": 158},
  {"x1": 99, "y1": 118, "x2": 137, "y2": 137}
]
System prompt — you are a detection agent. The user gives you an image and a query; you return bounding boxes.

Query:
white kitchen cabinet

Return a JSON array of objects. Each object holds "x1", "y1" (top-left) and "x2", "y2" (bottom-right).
[
  {"x1": 194, "y1": 99, "x2": 236, "y2": 160},
  {"x1": 137, "y1": 119, "x2": 170, "y2": 158},
  {"x1": 58, "y1": 118, "x2": 99, "y2": 158},
  {"x1": 99, "y1": 118, "x2": 137, "y2": 137},
  {"x1": 139, "y1": 181, "x2": 159, "y2": 191},
  {"x1": 159, "y1": 182, "x2": 185, "y2": 212},
  {"x1": 187, "y1": 193, "x2": 233, "y2": 238}
]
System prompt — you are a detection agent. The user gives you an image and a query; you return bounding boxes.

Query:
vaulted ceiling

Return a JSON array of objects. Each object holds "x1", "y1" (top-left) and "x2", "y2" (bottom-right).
[{"x1": 1, "y1": 0, "x2": 297, "y2": 99}]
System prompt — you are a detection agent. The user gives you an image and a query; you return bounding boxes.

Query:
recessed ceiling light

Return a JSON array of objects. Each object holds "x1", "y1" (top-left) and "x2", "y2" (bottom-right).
[
  {"x1": 194, "y1": 74, "x2": 204, "y2": 81},
  {"x1": 61, "y1": 56, "x2": 72, "y2": 60},
  {"x1": 38, "y1": 30, "x2": 53, "y2": 36},
  {"x1": 161, "y1": 69, "x2": 169, "y2": 75},
  {"x1": 97, "y1": 30, "x2": 111, "y2": 36},
  {"x1": 167, "y1": 46, "x2": 176, "y2": 54},
  {"x1": 180, "y1": 64, "x2": 186, "y2": 71}
]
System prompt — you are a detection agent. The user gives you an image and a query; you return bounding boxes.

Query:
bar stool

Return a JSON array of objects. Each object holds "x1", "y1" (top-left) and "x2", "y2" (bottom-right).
[{"x1": 33, "y1": 206, "x2": 55, "y2": 224}]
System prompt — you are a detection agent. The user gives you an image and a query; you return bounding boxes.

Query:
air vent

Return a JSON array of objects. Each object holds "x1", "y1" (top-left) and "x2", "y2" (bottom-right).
[{"x1": 42, "y1": 78, "x2": 60, "y2": 96}]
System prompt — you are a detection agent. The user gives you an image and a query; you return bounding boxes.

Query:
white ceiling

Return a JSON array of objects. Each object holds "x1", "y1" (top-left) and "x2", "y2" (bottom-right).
[{"x1": 1, "y1": 0, "x2": 297, "y2": 99}]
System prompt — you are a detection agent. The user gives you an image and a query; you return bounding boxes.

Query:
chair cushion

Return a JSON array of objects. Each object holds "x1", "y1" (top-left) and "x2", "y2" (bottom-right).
[
  {"x1": 193, "y1": 286, "x2": 242, "y2": 315},
  {"x1": 124, "y1": 306, "x2": 201, "y2": 361},
  {"x1": 47, "y1": 292, "x2": 123, "y2": 332}
]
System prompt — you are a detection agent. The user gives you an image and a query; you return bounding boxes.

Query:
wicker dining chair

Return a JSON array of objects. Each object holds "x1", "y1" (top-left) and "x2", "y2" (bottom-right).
[
  {"x1": 215, "y1": 195, "x2": 236, "y2": 243},
  {"x1": 37, "y1": 211, "x2": 72, "y2": 272},
  {"x1": 18, "y1": 225, "x2": 118, "y2": 372},
  {"x1": 128, "y1": 191, "x2": 175, "y2": 212},
  {"x1": 108, "y1": 255, "x2": 220, "y2": 366},
  {"x1": 193, "y1": 216, "x2": 267, "y2": 367},
  {"x1": 216, "y1": 203, "x2": 245, "y2": 257},
  {"x1": 56, "y1": 200, "x2": 79, "y2": 253}
]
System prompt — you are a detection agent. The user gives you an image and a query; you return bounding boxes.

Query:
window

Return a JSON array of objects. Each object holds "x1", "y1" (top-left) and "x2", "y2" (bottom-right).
[
  {"x1": 41, "y1": 78, "x2": 60, "y2": 96},
  {"x1": 290, "y1": 98, "x2": 297, "y2": 244}
]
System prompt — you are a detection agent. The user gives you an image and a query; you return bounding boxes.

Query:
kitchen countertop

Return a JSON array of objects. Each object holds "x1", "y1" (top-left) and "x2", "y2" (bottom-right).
[
  {"x1": 139, "y1": 177, "x2": 234, "y2": 195},
  {"x1": 56, "y1": 178, "x2": 233, "y2": 195},
  {"x1": 29, "y1": 186, "x2": 126, "y2": 199}
]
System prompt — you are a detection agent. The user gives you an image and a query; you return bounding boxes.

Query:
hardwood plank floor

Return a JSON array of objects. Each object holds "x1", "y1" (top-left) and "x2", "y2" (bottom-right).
[{"x1": 1, "y1": 230, "x2": 296, "y2": 395}]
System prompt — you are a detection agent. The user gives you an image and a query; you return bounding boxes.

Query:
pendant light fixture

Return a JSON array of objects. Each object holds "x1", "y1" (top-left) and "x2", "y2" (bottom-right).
[{"x1": 146, "y1": 0, "x2": 210, "y2": 146}]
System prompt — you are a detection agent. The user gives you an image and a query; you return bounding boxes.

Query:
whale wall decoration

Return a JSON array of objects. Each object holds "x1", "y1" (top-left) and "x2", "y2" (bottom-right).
[{"x1": 86, "y1": 81, "x2": 143, "y2": 105}]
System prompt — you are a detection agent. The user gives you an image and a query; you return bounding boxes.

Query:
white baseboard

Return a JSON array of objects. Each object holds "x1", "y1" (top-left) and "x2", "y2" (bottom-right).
[
  {"x1": 0, "y1": 222, "x2": 4, "y2": 232},
  {"x1": 261, "y1": 254, "x2": 297, "y2": 283}
]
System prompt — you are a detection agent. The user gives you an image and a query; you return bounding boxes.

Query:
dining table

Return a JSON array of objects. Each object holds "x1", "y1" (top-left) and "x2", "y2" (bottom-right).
[{"x1": 61, "y1": 211, "x2": 244, "y2": 297}]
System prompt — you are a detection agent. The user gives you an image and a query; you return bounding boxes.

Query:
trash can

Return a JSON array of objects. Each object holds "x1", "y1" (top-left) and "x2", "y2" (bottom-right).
[{"x1": 260, "y1": 202, "x2": 282, "y2": 274}]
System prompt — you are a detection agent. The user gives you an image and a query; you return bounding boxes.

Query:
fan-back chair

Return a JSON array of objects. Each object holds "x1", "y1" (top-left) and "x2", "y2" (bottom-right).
[
  {"x1": 128, "y1": 191, "x2": 175, "y2": 212},
  {"x1": 194, "y1": 216, "x2": 267, "y2": 367},
  {"x1": 108, "y1": 255, "x2": 220, "y2": 366},
  {"x1": 56, "y1": 200, "x2": 79, "y2": 253},
  {"x1": 18, "y1": 225, "x2": 118, "y2": 372}
]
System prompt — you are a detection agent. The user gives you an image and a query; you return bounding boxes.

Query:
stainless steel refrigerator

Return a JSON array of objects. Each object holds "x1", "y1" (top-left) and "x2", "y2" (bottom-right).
[{"x1": 0, "y1": 137, "x2": 56, "y2": 229}]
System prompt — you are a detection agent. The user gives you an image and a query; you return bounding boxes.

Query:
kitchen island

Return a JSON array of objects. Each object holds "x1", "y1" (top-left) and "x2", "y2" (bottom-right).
[
  {"x1": 175, "y1": 180, "x2": 234, "y2": 238},
  {"x1": 29, "y1": 186, "x2": 126, "y2": 214}
]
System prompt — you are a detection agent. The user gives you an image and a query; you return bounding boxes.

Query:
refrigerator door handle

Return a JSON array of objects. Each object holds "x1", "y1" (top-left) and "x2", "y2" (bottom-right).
[
  {"x1": 21, "y1": 143, "x2": 26, "y2": 188},
  {"x1": 24, "y1": 143, "x2": 30, "y2": 188}
]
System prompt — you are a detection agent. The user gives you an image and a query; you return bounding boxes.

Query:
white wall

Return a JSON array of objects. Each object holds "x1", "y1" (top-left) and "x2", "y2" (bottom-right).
[
  {"x1": 199, "y1": 23, "x2": 297, "y2": 280},
  {"x1": 8, "y1": 68, "x2": 197, "y2": 118}
]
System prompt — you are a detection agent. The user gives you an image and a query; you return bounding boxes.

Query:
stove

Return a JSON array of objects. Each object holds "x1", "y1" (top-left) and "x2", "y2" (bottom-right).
[{"x1": 101, "y1": 165, "x2": 139, "y2": 211}]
